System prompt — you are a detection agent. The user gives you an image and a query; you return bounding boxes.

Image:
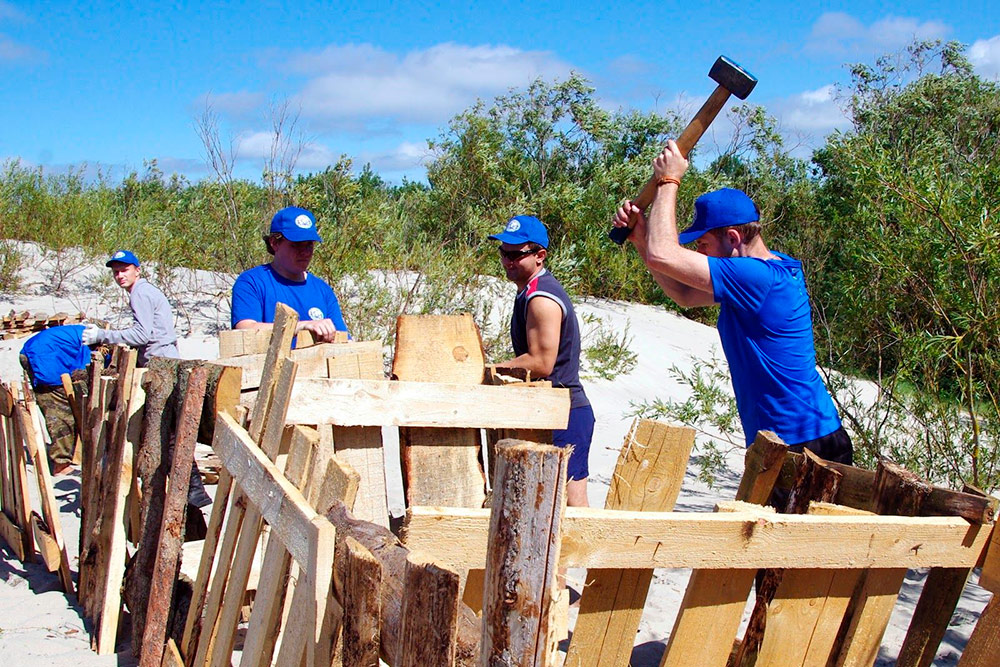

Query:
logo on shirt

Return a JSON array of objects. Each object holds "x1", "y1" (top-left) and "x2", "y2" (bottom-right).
[
  {"x1": 295, "y1": 214, "x2": 314, "y2": 229},
  {"x1": 505, "y1": 218, "x2": 521, "y2": 232},
  {"x1": 308, "y1": 307, "x2": 324, "y2": 320}
]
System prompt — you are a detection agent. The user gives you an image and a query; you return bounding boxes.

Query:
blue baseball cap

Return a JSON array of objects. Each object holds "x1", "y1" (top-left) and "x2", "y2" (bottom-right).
[
  {"x1": 678, "y1": 188, "x2": 760, "y2": 244},
  {"x1": 489, "y1": 215, "x2": 549, "y2": 248},
  {"x1": 106, "y1": 249, "x2": 140, "y2": 267},
  {"x1": 270, "y1": 206, "x2": 323, "y2": 243}
]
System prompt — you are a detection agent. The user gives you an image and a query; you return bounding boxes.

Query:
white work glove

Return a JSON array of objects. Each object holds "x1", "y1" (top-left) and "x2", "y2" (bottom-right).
[{"x1": 81, "y1": 323, "x2": 105, "y2": 346}]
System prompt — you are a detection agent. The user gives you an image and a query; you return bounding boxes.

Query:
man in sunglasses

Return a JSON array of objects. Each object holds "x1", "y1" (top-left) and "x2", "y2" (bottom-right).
[
  {"x1": 612, "y1": 140, "x2": 851, "y2": 469},
  {"x1": 490, "y1": 215, "x2": 595, "y2": 507}
]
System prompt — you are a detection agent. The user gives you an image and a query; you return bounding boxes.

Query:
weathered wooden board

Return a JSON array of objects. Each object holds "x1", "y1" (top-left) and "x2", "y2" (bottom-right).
[
  {"x1": 565, "y1": 419, "x2": 694, "y2": 667},
  {"x1": 212, "y1": 340, "x2": 382, "y2": 389},
  {"x1": 287, "y1": 377, "x2": 570, "y2": 429},
  {"x1": 403, "y1": 506, "x2": 992, "y2": 571}
]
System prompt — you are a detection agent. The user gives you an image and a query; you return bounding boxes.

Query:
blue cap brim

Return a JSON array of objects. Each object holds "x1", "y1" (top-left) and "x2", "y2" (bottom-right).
[
  {"x1": 280, "y1": 228, "x2": 322, "y2": 243},
  {"x1": 677, "y1": 226, "x2": 706, "y2": 244}
]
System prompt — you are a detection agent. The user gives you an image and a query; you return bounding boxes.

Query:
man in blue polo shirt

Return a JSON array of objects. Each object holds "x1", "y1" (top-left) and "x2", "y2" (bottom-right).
[
  {"x1": 612, "y1": 140, "x2": 852, "y2": 466},
  {"x1": 490, "y1": 215, "x2": 595, "y2": 507},
  {"x1": 20, "y1": 325, "x2": 94, "y2": 474},
  {"x1": 231, "y1": 206, "x2": 348, "y2": 342}
]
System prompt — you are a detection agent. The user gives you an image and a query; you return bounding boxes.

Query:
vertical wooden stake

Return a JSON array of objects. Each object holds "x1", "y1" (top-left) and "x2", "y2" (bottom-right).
[{"x1": 481, "y1": 439, "x2": 567, "y2": 667}]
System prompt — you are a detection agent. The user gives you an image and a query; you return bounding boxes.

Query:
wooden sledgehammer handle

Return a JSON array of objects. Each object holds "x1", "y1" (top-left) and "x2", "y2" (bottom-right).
[{"x1": 608, "y1": 85, "x2": 736, "y2": 244}]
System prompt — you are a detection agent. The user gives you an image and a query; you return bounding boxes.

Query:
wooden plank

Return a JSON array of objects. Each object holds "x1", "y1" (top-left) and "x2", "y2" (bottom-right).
[
  {"x1": 565, "y1": 419, "x2": 695, "y2": 667},
  {"x1": 481, "y1": 440, "x2": 567, "y2": 667},
  {"x1": 161, "y1": 639, "x2": 185, "y2": 667},
  {"x1": 753, "y1": 504, "x2": 867, "y2": 667},
  {"x1": 30, "y1": 513, "x2": 60, "y2": 571},
  {"x1": 979, "y1": 524, "x2": 1000, "y2": 593},
  {"x1": 208, "y1": 359, "x2": 297, "y2": 667},
  {"x1": 212, "y1": 410, "x2": 336, "y2": 667},
  {"x1": 340, "y1": 536, "x2": 381, "y2": 667},
  {"x1": 182, "y1": 470, "x2": 236, "y2": 663},
  {"x1": 194, "y1": 308, "x2": 298, "y2": 667},
  {"x1": 402, "y1": 506, "x2": 992, "y2": 571},
  {"x1": 125, "y1": 369, "x2": 147, "y2": 544},
  {"x1": 831, "y1": 460, "x2": 933, "y2": 667},
  {"x1": 398, "y1": 552, "x2": 461, "y2": 667},
  {"x1": 958, "y1": 594, "x2": 1000, "y2": 666},
  {"x1": 733, "y1": 448, "x2": 843, "y2": 667},
  {"x1": 399, "y1": 427, "x2": 485, "y2": 508},
  {"x1": 0, "y1": 509, "x2": 28, "y2": 561},
  {"x1": 392, "y1": 314, "x2": 485, "y2": 384},
  {"x1": 15, "y1": 402, "x2": 74, "y2": 593},
  {"x1": 0, "y1": 411, "x2": 15, "y2": 521},
  {"x1": 660, "y1": 568, "x2": 758, "y2": 667},
  {"x1": 213, "y1": 339, "x2": 381, "y2": 390},
  {"x1": 60, "y1": 373, "x2": 84, "y2": 464},
  {"x1": 239, "y1": 425, "x2": 318, "y2": 667},
  {"x1": 896, "y1": 484, "x2": 995, "y2": 667},
  {"x1": 5, "y1": 407, "x2": 35, "y2": 563},
  {"x1": 327, "y1": 348, "x2": 384, "y2": 381},
  {"x1": 139, "y1": 365, "x2": 209, "y2": 667},
  {"x1": 287, "y1": 377, "x2": 570, "y2": 429}
]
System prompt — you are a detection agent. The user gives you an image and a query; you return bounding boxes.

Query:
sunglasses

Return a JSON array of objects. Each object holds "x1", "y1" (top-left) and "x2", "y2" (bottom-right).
[{"x1": 498, "y1": 247, "x2": 538, "y2": 261}]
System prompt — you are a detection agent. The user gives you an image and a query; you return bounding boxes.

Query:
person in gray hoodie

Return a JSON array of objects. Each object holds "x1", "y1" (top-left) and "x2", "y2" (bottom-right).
[{"x1": 82, "y1": 249, "x2": 179, "y2": 367}]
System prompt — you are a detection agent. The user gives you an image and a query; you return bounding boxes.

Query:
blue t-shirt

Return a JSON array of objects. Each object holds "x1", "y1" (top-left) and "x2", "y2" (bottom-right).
[
  {"x1": 511, "y1": 269, "x2": 589, "y2": 409},
  {"x1": 708, "y1": 252, "x2": 841, "y2": 447},
  {"x1": 21, "y1": 324, "x2": 92, "y2": 388},
  {"x1": 231, "y1": 264, "x2": 348, "y2": 334}
]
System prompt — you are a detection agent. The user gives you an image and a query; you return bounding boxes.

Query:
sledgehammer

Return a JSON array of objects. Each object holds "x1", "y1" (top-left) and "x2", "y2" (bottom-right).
[{"x1": 608, "y1": 55, "x2": 757, "y2": 244}]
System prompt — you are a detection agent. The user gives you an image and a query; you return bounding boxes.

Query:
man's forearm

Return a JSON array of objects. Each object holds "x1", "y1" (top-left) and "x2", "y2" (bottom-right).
[{"x1": 496, "y1": 353, "x2": 554, "y2": 378}]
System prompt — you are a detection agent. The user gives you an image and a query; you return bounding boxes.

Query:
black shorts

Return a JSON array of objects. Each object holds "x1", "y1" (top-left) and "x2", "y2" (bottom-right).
[{"x1": 788, "y1": 426, "x2": 853, "y2": 465}]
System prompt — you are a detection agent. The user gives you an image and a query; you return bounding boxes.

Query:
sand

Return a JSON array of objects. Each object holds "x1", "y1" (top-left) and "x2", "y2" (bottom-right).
[{"x1": 0, "y1": 241, "x2": 992, "y2": 665}]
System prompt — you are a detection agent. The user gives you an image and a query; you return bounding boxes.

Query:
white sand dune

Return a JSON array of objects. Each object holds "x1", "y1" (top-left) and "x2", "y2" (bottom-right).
[{"x1": 0, "y1": 242, "x2": 991, "y2": 665}]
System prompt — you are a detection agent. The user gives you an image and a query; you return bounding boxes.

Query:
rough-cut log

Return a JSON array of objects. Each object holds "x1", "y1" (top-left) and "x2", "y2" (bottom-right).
[
  {"x1": 482, "y1": 440, "x2": 568, "y2": 667},
  {"x1": 398, "y1": 553, "x2": 461, "y2": 667},
  {"x1": 325, "y1": 501, "x2": 482, "y2": 666},
  {"x1": 126, "y1": 357, "x2": 197, "y2": 658},
  {"x1": 139, "y1": 365, "x2": 208, "y2": 667},
  {"x1": 775, "y1": 452, "x2": 994, "y2": 523},
  {"x1": 340, "y1": 537, "x2": 381, "y2": 667}
]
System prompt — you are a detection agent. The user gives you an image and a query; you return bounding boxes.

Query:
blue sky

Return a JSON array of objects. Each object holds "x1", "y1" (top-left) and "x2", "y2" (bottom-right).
[{"x1": 2, "y1": 1, "x2": 998, "y2": 184}]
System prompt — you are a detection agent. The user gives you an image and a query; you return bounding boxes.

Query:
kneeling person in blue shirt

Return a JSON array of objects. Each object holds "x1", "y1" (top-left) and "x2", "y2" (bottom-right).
[
  {"x1": 490, "y1": 215, "x2": 595, "y2": 508},
  {"x1": 613, "y1": 140, "x2": 852, "y2": 467},
  {"x1": 20, "y1": 324, "x2": 95, "y2": 474},
  {"x1": 231, "y1": 206, "x2": 348, "y2": 342}
]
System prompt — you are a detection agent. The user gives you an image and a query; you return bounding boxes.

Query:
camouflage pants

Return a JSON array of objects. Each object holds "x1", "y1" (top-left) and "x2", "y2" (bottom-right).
[{"x1": 19, "y1": 355, "x2": 77, "y2": 466}]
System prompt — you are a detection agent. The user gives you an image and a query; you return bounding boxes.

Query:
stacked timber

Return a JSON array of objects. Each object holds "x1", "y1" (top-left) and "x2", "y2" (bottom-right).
[{"x1": 0, "y1": 310, "x2": 86, "y2": 339}]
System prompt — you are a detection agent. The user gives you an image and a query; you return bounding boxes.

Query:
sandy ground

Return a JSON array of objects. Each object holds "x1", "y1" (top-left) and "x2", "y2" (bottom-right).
[{"x1": 0, "y1": 241, "x2": 993, "y2": 665}]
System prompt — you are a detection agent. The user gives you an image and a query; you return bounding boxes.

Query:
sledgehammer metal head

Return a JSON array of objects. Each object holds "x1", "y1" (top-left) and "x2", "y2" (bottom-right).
[
  {"x1": 608, "y1": 55, "x2": 758, "y2": 245},
  {"x1": 709, "y1": 56, "x2": 757, "y2": 100}
]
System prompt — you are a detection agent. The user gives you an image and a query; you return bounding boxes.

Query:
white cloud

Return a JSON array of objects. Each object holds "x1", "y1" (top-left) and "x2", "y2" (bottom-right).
[
  {"x1": 282, "y1": 42, "x2": 573, "y2": 126},
  {"x1": 969, "y1": 35, "x2": 1000, "y2": 80},
  {"x1": 234, "y1": 130, "x2": 340, "y2": 170},
  {"x1": 359, "y1": 141, "x2": 431, "y2": 174},
  {"x1": 805, "y1": 12, "x2": 950, "y2": 56},
  {"x1": 777, "y1": 84, "x2": 850, "y2": 133}
]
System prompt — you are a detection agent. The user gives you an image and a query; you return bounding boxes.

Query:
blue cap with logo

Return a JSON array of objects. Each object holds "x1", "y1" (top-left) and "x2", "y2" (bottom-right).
[
  {"x1": 489, "y1": 215, "x2": 549, "y2": 248},
  {"x1": 270, "y1": 206, "x2": 323, "y2": 243},
  {"x1": 678, "y1": 188, "x2": 760, "y2": 244},
  {"x1": 105, "y1": 249, "x2": 140, "y2": 267}
]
